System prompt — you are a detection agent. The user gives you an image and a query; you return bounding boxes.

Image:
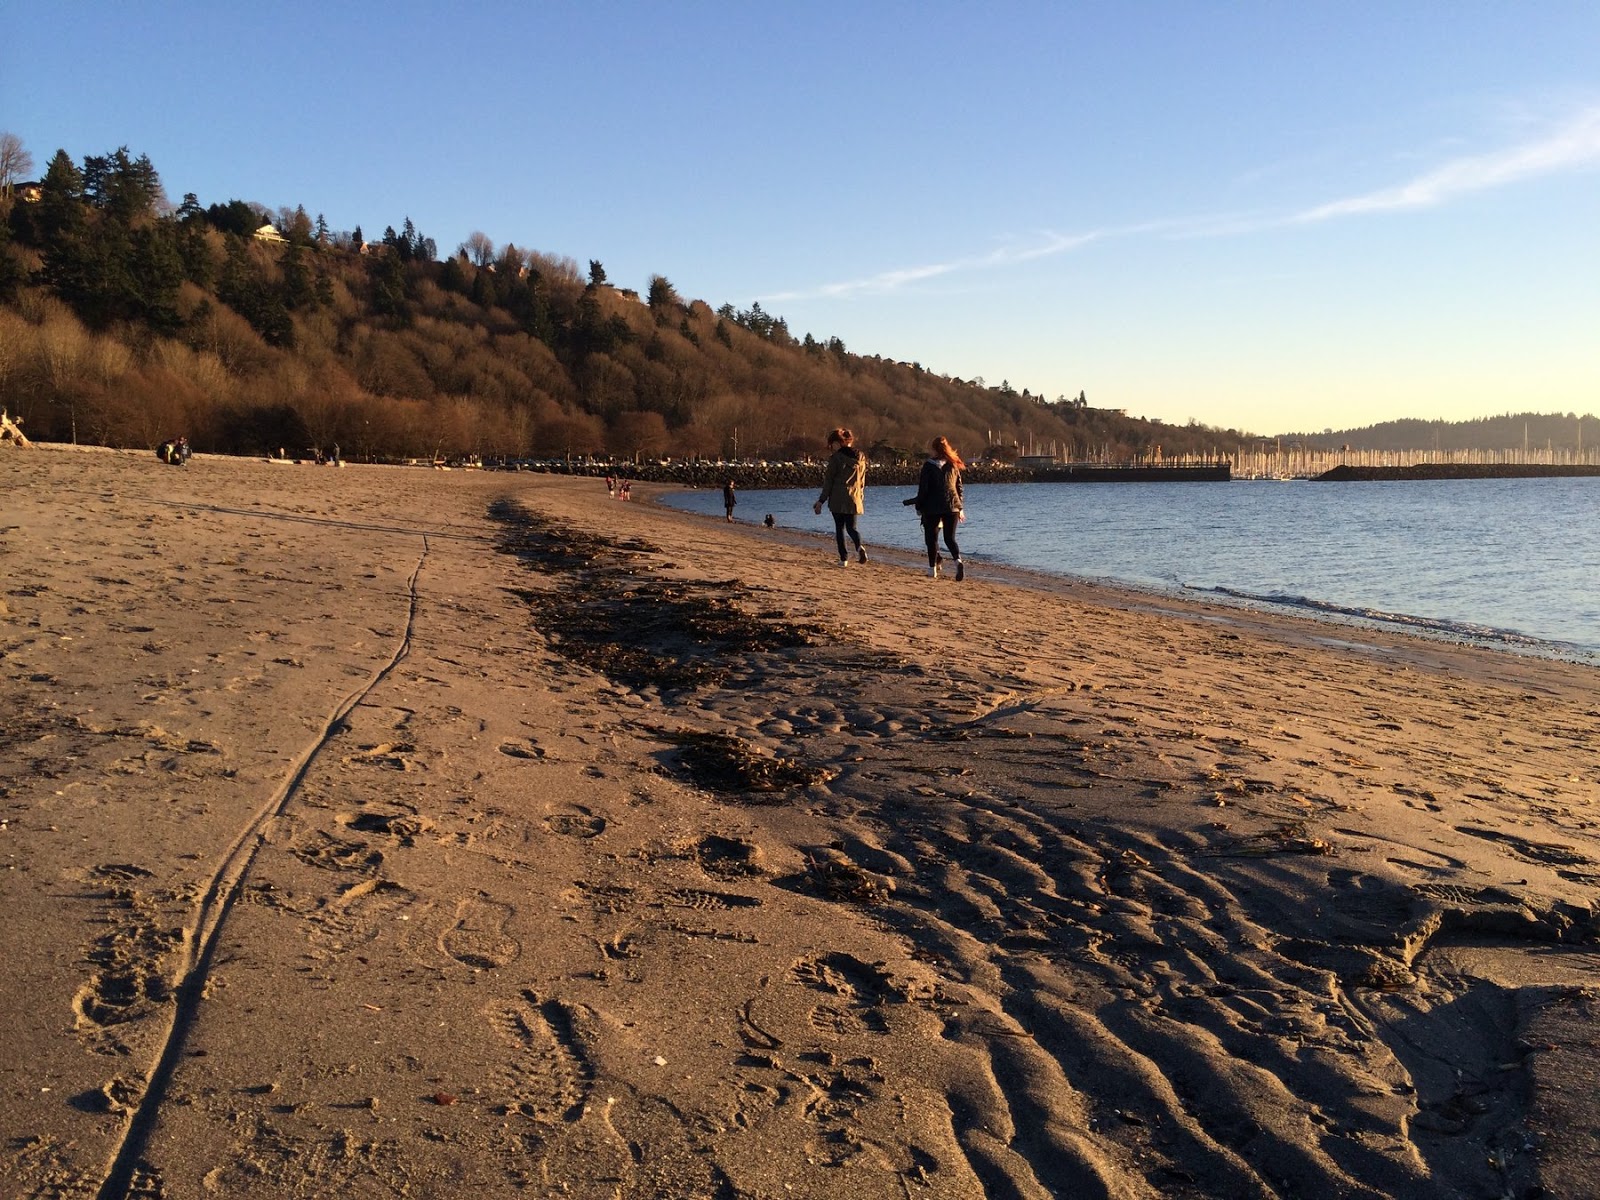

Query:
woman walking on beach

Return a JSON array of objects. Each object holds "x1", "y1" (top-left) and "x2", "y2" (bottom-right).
[
  {"x1": 813, "y1": 428, "x2": 869, "y2": 566},
  {"x1": 908, "y1": 435, "x2": 965, "y2": 579},
  {"x1": 722, "y1": 479, "x2": 737, "y2": 522}
]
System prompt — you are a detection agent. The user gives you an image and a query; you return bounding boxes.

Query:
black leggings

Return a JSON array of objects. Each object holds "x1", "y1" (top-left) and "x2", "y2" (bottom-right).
[
  {"x1": 922, "y1": 514, "x2": 960, "y2": 565},
  {"x1": 833, "y1": 512, "x2": 862, "y2": 559}
]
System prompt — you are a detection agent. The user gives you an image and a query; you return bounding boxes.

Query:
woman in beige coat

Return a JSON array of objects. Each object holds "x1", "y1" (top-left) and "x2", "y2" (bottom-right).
[{"x1": 813, "y1": 428, "x2": 869, "y2": 566}]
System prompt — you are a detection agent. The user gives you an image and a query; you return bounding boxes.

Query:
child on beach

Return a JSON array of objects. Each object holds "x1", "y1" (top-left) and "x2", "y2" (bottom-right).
[
  {"x1": 907, "y1": 435, "x2": 965, "y2": 579},
  {"x1": 813, "y1": 428, "x2": 869, "y2": 566}
]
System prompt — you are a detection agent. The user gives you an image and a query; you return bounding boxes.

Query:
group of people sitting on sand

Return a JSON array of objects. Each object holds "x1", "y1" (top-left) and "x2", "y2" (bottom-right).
[{"x1": 157, "y1": 436, "x2": 190, "y2": 466}]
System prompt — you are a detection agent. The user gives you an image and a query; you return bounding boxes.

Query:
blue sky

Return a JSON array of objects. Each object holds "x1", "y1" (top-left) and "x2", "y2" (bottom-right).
[{"x1": 5, "y1": 2, "x2": 1597, "y2": 436}]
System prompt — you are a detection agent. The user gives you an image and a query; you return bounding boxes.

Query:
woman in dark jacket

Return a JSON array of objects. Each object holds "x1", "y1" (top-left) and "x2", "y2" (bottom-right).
[{"x1": 906, "y1": 435, "x2": 965, "y2": 580}]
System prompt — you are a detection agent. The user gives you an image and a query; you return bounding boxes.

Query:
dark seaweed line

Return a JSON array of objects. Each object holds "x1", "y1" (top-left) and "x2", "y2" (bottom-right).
[{"x1": 491, "y1": 500, "x2": 831, "y2": 695}]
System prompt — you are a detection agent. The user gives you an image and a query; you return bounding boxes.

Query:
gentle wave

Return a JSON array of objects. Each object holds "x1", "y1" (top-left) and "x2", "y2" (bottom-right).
[{"x1": 1191, "y1": 586, "x2": 1558, "y2": 653}]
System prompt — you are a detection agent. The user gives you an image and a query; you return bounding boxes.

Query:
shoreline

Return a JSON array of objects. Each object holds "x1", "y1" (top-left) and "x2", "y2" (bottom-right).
[
  {"x1": 651, "y1": 481, "x2": 1600, "y2": 670},
  {"x1": 3, "y1": 445, "x2": 1598, "y2": 1198}
]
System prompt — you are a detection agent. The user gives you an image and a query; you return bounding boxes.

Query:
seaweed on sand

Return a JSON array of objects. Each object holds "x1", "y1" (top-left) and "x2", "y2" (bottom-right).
[
  {"x1": 493, "y1": 502, "x2": 826, "y2": 693},
  {"x1": 650, "y1": 728, "x2": 829, "y2": 798}
]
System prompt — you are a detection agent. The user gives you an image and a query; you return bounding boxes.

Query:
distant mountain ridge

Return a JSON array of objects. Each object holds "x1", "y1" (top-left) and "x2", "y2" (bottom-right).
[{"x1": 1280, "y1": 412, "x2": 1598, "y2": 454}]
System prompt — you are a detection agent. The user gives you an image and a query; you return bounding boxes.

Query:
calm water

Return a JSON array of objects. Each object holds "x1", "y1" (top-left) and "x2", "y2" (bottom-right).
[{"x1": 663, "y1": 476, "x2": 1600, "y2": 663}]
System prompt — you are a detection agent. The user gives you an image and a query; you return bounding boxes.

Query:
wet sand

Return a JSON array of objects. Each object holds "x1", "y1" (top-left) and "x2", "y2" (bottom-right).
[{"x1": 2, "y1": 444, "x2": 1597, "y2": 1199}]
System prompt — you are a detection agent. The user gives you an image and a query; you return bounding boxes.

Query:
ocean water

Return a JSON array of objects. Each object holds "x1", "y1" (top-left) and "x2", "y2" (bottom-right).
[{"x1": 662, "y1": 476, "x2": 1600, "y2": 663}]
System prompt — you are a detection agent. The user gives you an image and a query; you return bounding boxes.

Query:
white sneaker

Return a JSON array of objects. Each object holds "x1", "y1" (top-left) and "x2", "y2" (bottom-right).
[
  {"x1": 836, "y1": 558, "x2": 850, "y2": 567},
  {"x1": 927, "y1": 563, "x2": 939, "y2": 578}
]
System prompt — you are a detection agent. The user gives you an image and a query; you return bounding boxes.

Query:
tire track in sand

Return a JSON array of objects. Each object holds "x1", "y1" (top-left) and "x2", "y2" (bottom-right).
[{"x1": 92, "y1": 538, "x2": 431, "y2": 1200}]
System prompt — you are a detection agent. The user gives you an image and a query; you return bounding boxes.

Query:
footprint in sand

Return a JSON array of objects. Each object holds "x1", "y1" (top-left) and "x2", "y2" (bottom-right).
[
  {"x1": 292, "y1": 831, "x2": 383, "y2": 873},
  {"x1": 545, "y1": 809, "x2": 605, "y2": 838},
  {"x1": 1457, "y1": 825, "x2": 1594, "y2": 866},
  {"x1": 809, "y1": 1002, "x2": 884, "y2": 1036},
  {"x1": 661, "y1": 887, "x2": 762, "y2": 911},
  {"x1": 490, "y1": 990, "x2": 594, "y2": 1122},
  {"x1": 490, "y1": 991, "x2": 633, "y2": 1192},
  {"x1": 341, "y1": 742, "x2": 419, "y2": 772},
  {"x1": 339, "y1": 809, "x2": 435, "y2": 844},
  {"x1": 498, "y1": 740, "x2": 546, "y2": 760},
  {"x1": 691, "y1": 834, "x2": 767, "y2": 879},
  {"x1": 792, "y1": 953, "x2": 905, "y2": 1035},
  {"x1": 441, "y1": 893, "x2": 521, "y2": 969},
  {"x1": 305, "y1": 878, "x2": 420, "y2": 951}
]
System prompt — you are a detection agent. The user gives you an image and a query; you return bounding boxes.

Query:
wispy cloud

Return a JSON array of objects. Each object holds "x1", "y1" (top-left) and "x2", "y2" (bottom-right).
[
  {"x1": 767, "y1": 106, "x2": 1600, "y2": 302},
  {"x1": 762, "y1": 229, "x2": 1104, "y2": 303},
  {"x1": 1292, "y1": 105, "x2": 1600, "y2": 223}
]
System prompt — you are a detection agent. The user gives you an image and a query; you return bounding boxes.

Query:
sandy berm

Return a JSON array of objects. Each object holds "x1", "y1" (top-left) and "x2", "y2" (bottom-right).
[{"x1": 2, "y1": 444, "x2": 1598, "y2": 1199}]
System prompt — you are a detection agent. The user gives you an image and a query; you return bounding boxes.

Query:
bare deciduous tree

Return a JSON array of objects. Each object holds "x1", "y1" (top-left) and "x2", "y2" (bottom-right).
[
  {"x1": 460, "y1": 231, "x2": 495, "y2": 268},
  {"x1": 0, "y1": 132, "x2": 33, "y2": 200}
]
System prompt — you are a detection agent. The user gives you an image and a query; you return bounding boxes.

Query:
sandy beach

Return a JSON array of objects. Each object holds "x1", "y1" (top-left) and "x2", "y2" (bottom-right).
[{"x1": 3, "y1": 444, "x2": 1598, "y2": 1200}]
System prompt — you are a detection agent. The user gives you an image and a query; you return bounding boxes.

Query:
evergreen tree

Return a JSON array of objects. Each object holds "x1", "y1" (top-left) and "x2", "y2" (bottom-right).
[
  {"x1": 370, "y1": 250, "x2": 411, "y2": 324},
  {"x1": 206, "y1": 199, "x2": 261, "y2": 236},
  {"x1": 218, "y1": 237, "x2": 293, "y2": 344},
  {"x1": 280, "y1": 240, "x2": 315, "y2": 310},
  {"x1": 525, "y1": 275, "x2": 556, "y2": 347},
  {"x1": 82, "y1": 147, "x2": 162, "y2": 222},
  {"x1": 438, "y1": 254, "x2": 468, "y2": 294},
  {"x1": 0, "y1": 216, "x2": 25, "y2": 302},
  {"x1": 470, "y1": 265, "x2": 498, "y2": 310},
  {"x1": 129, "y1": 223, "x2": 184, "y2": 332},
  {"x1": 31, "y1": 149, "x2": 85, "y2": 243},
  {"x1": 588, "y1": 259, "x2": 607, "y2": 286},
  {"x1": 647, "y1": 274, "x2": 679, "y2": 325},
  {"x1": 174, "y1": 208, "x2": 214, "y2": 286},
  {"x1": 571, "y1": 286, "x2": 609, "y2": 356}
]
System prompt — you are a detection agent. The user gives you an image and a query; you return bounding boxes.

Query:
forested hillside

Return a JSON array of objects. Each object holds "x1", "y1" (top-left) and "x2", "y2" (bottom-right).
[{"x1": 0, "y1": 139, "x2": 1251, "y2": 463}]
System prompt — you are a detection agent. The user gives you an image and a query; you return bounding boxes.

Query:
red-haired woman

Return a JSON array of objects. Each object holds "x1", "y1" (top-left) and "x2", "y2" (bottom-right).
[{"x1": 906, "y1": 436, "x2": 965, "y2": 579}]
